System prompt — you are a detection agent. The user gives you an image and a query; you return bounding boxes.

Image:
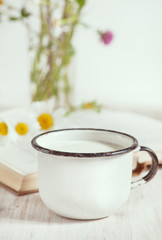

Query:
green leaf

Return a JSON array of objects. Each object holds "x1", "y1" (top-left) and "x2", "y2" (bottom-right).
[
  {"x1": 64, "y1": 84, "x2": 71, "y2": 94},
  {"x1": 63, "y1": 44, "x2": 75, "y2": 66},
  {"x1": 69, "y1": 44, "x2": 75, "y2": 56},
  {"x1": 52, "y1": 86, "x2": 58, "y2": 96},
  {"x1": 9, "y1": 17, "x2": 19, "y2": 21},
  {"x1": 21, "y1": 8, "x2": 31, "y2": 18},
  {"x1": 62, "y1": 73, "x2": 71, "y2": 94},
  {"x1": 77, "y1": 0, "x2": 86, "y2": 8},
  {"x1": 64, "y1": 105, "x2": 76, "y2": 116}
]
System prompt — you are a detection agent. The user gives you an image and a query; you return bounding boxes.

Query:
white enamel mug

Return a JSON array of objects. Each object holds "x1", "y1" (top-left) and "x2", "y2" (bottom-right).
[{"x1": 31, "y1": 128, "x2": 159, "y2": 220}]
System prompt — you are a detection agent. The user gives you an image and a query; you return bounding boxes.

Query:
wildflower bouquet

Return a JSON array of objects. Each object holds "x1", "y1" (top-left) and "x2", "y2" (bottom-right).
[{"x1": 0, "y1": 0, "x2": 113, "y2": 108}]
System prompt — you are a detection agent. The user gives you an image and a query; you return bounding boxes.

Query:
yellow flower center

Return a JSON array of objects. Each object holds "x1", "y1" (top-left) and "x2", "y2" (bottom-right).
[
  {"x1": 37, "y1": 113, "x2": 53, "y2": 130},
  {"x1": 0, "y1": 122, "x2": 8, "y2": 136},
  {"x1": 0, "y1": 0, "x2": 3, "y2": 5},
  {"x1": 15, "y1": 123, "x2": 28, "y2": 135},
  {"x1": 83, "y1": 103, "x2": 94, "y2": 109}
]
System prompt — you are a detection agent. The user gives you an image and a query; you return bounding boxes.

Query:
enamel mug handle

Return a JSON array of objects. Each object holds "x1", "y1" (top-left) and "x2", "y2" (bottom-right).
[{"x1": 131, "y1": 146, "x2": 159, "y2": 189}]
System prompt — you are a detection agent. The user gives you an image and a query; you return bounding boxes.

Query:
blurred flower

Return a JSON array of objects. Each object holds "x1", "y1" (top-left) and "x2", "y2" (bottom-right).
[
  {"x1": 0, "y1": 122, "x2": 8, "y2": 136},
  {"x1": 31, "y1": 99, "x2": 55, "y2": 130},
  {"x1": 9, "y1": 108, "x2": 40, "y2": 152},
  {"x1": 0, "y1": 0, "x2": 3, "y2": 5},
  {"x1": 0, "y1": 115, "x2": 16, "y2": 146},
  {"x1": 81, "y1": 102, "x2": 94, "y2": 109},
  {"x1": 14, "y1": 117, "x2": 39, "y2": 138},
  {"x1": 15, "y1": 123, "x2": 28, "y2": 135},
  {"x1": 81, "y1": 101, "x2": 102, "y2": 112},
  {"x1": 100, "y1": 31, "x2": 113, "y2": 45},
  {"x1": 37, "y1": 113, "x2": 53, "y2": 130},
  {"x1": 5, "y1": 108, "x2": 40, "y2": 139}
]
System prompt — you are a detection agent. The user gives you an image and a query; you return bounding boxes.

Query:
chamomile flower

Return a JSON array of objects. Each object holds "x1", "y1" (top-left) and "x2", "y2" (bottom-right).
[
  {"x1": 0, "y1": 121, "x2": 8, "y2": 136},
  {"x1": 7, "y1": 108, "x2": 40, "y2": 152},
  {"x1": 7, "y1": 109, "x2": 40, "y2": 154},
  {"x1": 31, "y1": 98, "x2": 55, "y2": 131},
  {"x1": 0, "y1": 114, "x2": 16, "y2": 146},
  {"x1": 8, "y1": 108, "x2": 40, "y2": 139}
]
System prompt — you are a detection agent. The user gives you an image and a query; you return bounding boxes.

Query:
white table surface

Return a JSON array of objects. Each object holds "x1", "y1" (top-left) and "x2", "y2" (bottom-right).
[{"x1": 0, "y1": 170, "x2": 162, "y2": 240}]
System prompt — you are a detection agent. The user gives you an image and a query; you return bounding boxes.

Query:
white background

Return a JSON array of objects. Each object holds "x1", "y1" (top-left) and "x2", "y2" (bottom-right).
[
  {"x1": 0, "y1": 0, "x2": 162, "y2": 118},
  {"x1": 73, "y1": 0, "x2": 162, "y2": 118},
  {"x1": 0, "y1": 22, "x2": 30, "y2": 109}
]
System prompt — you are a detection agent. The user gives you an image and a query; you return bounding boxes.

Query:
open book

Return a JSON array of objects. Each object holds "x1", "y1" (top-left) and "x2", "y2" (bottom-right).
[
  {"x1": 0, "y1": 144, "x2": 38, "y2": 195},
  {"x1": 0, "y1": 109, "x2": 162, "y2": 195}
]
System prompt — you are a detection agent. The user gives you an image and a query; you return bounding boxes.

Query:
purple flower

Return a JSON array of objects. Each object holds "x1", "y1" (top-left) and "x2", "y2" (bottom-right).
[{"x1": 100, "y1": 31, "x2": 114, "y2": 45}]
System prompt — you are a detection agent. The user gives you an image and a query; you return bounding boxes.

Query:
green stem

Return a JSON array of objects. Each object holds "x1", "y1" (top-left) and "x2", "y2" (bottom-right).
[{"x1": 31, "y1": 0, "x2": 85, "y2": 106}]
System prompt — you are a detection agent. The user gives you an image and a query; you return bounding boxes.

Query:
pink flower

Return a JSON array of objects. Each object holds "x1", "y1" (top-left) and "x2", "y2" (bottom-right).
[{"x1": 100, "y1": 31, "x2": 114, "y2": 45}]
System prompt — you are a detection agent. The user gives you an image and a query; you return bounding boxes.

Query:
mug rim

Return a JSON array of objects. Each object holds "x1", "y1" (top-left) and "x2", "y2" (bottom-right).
[{"x1": 31, "y1": 128, "x2": 138, "y2": 158}]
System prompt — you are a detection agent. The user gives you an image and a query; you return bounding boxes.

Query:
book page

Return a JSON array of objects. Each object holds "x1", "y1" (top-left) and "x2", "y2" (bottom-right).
[
  {"x1": 64, "y1": 109, "x2": 162, "y2": 150},
  {"x1": 0, "y1": 144, "x2": 37, "y2": 175}
]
